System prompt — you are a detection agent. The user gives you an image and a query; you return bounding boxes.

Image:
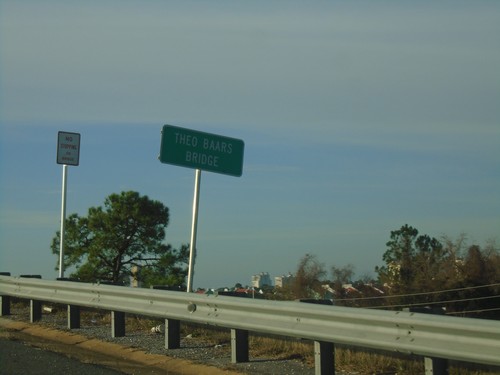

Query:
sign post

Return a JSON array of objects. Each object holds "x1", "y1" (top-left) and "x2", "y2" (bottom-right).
[
  {"x1": 159, "y1": 125, "x2": 244, "y2": 292},
  {"x1": 56, "y1": 131, "x2": 81, "y2": 278},
  {"x1": 59, "y1": 164, "x2": 68, "y2": 279},
  {"x1": 187, "y1": 169, "x2": 201, "y2": 293}
]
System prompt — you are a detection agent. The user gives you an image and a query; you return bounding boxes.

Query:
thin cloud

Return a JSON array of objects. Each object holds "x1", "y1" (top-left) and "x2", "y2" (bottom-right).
[{"x1": 0, "y1": 210, "x2": 59, "y2": 228}]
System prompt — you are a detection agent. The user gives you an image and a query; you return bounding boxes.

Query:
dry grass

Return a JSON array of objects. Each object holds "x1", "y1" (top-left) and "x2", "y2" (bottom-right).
[
  {"x1": 247, "y1": 335, "x2": 425, "y2": 374},
  {"x1": 249, "y1": 335, "x2": 312, "y2": 363},
  {"x1": 335, "y1": 348, "x2": 424, "y2": 374}
]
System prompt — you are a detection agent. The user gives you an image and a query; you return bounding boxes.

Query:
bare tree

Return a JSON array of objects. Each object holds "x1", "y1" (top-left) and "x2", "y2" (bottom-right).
[{"x1": 293, "y1": 254, "x2": 326, "y2": 299}]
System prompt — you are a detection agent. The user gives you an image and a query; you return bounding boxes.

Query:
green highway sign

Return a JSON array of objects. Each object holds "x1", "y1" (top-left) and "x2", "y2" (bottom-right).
[{"x1": 159, "y1": 125, "x2": 244, "y2": 177}]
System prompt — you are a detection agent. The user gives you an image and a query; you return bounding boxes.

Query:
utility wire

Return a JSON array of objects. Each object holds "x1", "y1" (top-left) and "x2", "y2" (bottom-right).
[
  {"x1": 341, "y1": 282, "x2": 500, "y2": 302},
  {"x1": 445, "y1": 307, "x2": 500, "y2": 315},
  {"x1": 364, "y1": 294, "x2": 500, "y2": 310}
]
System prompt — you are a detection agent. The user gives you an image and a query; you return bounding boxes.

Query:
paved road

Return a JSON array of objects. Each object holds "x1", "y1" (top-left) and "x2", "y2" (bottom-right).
[{"x1": 0, "y1": 337, "x2": 125, "y2": 375}]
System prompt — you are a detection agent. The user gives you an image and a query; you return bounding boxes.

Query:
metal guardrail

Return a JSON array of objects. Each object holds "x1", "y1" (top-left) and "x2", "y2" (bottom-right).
[{"x1": 1, "y1": 275, "x2": 499, "y2": 368}]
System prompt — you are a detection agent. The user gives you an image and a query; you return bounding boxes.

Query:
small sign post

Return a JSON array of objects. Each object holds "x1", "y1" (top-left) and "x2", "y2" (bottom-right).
[
  {"x1": 159, "y1": 125, "x2": 244, "y2": 292},
  {"x1": 56, "y1": 131, "x2": 81, "y2": 278}
]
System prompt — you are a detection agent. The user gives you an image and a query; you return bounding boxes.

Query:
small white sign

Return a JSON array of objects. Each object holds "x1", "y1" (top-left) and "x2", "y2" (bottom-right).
[{"x1": 57, "y1": 131, "x2": 81, "y2": 166}]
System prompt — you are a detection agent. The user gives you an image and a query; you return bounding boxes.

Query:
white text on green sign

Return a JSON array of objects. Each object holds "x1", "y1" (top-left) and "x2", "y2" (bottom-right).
[{"x1": 159, "y1": 125, "x2": 244, "y2": 177}]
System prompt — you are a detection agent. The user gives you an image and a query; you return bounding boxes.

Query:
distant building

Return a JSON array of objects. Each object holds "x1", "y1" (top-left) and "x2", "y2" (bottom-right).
[
  {"x1": 342, "y1": 283, "x2": 360, "y2": 295},
  {"x1": 275, "y1": 273, "x2": 294, "y2": 288},
  {"x1": 252, "y1": 272, "x2": 273, "y2": 288}
]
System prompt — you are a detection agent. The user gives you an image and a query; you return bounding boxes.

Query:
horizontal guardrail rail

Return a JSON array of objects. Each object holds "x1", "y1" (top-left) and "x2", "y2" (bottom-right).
[{"x1": 1, "y1": 275, "x2": 500, "y2": 369}]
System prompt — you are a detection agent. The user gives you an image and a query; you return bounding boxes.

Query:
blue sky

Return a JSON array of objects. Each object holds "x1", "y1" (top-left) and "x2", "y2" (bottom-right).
[{"x1": 1, "y1": 1, "x2": 499, "y2": 289}]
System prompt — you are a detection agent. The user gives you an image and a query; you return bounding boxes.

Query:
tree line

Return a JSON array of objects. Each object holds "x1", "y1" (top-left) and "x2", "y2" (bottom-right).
[
  {"x1": 51, "y1": 191, "x2": 499, "y2": 319},
  {"x1": 287, "y1": 224, "x2": 499, "y2": 319}
]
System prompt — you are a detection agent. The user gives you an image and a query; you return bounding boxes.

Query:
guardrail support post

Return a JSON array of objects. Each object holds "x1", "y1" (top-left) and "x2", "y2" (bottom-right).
[
  {"x1": 20, "y1": 275, "x2": 43, "y2": 323},
  {"x1": 68, "y1": 305, "x2": 81, "y2": 329},
  {"x1": 299, "y1": 299, "x2": 336, "y2": 374},
  {"x1": 425, "y1": 357, "x2": 449, "y2": 375},
  {"x1": 314, "y1": 341, "x2": 335, "y2": 375},
  {"x1": 30, "y1": 300, "x2": 42, "y2": 322},
  {"x1": 406, "y1": 307, "x2": 449, "y2": 375},
  {"x1": 0, "y1": 273, "x2": 11, "y2": 316},
  {"x1": 0, "y1": 295, "x2": 10, "y2": 316},
  {"x1": 231, "y1": 328, "x2": 249, "y2": 363},
  {"x1": 165, "y1": 318, "x2": 181, "y2": 349},
  {"x1": 111, "y1": 311, "x2": 125, "y2": 337},
  {"x1": 57, "y1": 278, "x2": 81, "y2": 329}
]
